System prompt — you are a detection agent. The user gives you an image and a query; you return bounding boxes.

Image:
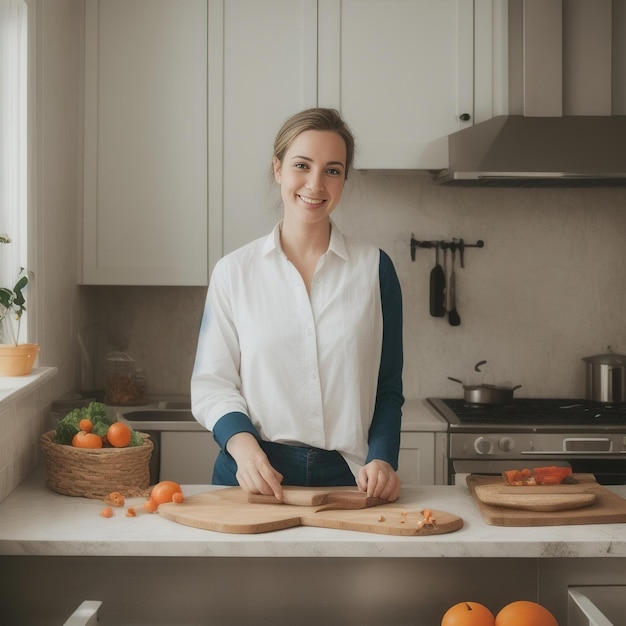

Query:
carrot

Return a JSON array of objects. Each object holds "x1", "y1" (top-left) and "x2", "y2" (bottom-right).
[
  {"x1": 143, "y1": 499, "x2": 158, "y2": 513},
  {"x1": 100, "y1": 506, "x2": 114, "y2": 518}
]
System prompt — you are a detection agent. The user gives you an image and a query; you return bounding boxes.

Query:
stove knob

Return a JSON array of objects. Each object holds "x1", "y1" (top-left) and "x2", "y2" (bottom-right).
[
  {"x1": 498, "y1": 437, "x2": 515, "y2": 452},
  {"x1": 474, "y1": 436, "x2": 493, "y2": 455}
]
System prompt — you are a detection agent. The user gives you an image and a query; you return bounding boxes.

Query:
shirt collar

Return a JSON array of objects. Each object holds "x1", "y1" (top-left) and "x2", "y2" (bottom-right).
[{"x1": 262, "y1": 220, "x2": 348, "y2": 261}]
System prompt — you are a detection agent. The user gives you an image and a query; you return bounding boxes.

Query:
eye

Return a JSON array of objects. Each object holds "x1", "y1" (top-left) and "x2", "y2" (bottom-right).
[
  {"x1": 326, "y1": 167, "x2": 342, "y2": 176},
  {"x1": 294, "y1": 162, "x2": 309, "y2": 170}
]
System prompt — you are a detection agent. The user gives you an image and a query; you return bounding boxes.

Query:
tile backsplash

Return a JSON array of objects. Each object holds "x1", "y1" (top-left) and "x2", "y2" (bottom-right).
[{"x1": 79, "y1": 173, "x2": 626, "y2": 403}]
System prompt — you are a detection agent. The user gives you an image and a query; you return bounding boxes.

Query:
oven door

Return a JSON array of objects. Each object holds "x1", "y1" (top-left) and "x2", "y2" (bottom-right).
[{"x1": 449, "y1": 458, "x2": 626, "y2": 486}]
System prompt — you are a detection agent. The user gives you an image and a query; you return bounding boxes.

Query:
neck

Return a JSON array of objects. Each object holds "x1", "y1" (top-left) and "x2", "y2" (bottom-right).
[{"x1": 279, "y1": 218, "x2": 331, "y2": 259}]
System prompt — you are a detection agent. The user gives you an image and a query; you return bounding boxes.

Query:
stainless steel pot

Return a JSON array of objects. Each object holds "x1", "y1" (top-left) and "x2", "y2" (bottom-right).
[
  {"x1": 448, "y1": 377, "x2": 522, "y2": 404},
  {"x1": 582, "y1": 353, "x2": 626, "y2": 403}
]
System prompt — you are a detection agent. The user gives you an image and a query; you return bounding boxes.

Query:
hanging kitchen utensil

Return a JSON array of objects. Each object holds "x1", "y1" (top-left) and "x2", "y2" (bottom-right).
[
  {"x1": 429, "y1": 242, "x2": 445, "y2": 317},
  {"x1": 447, "y1": 245, "x2": 461, "y2": 326}
]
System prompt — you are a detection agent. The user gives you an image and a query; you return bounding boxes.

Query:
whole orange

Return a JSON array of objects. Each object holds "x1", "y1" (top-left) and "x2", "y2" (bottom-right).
[
  {"x1": 106, "y1": 422, "x2": 132, "y2": 448},
  {"x1": 72, "y1": 431, "x2": 103, "y2": 449},
  {"x1": 495, "y1": 601, "x2": 558, "y2": 626},
  {"x1": 441, "y1": 601, "x2": 495, "y2": 626},
  {"x1": 149, "y1": 480, "x2": 183, "y2": 505}
]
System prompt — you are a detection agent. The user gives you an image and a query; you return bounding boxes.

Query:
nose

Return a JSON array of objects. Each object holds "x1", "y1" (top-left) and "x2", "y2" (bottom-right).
[{"x1": 305, "y1": 169, "x2": 324, "y2": 192}]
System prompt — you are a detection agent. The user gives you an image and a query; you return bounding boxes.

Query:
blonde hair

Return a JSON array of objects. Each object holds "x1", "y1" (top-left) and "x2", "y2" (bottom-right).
[{"x1": 273, "y1": 108, "x2": 355, "y2": 179}]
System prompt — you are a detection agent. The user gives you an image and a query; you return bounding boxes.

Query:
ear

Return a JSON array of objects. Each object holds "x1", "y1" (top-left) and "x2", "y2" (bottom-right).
[{"x1": 272, "y1": 156, "x2": 282, "y2": 183}]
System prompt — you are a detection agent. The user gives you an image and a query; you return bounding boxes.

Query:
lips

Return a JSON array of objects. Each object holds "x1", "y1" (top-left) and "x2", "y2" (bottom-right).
[{"x1": 298, "y1": 194, "x2": 326, "y2": 207}]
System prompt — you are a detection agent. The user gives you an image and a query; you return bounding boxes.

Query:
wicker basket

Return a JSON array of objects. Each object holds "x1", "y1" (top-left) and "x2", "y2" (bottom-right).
[{"x1": 40, "y1": 430, "x2": 154, "y2": 499}]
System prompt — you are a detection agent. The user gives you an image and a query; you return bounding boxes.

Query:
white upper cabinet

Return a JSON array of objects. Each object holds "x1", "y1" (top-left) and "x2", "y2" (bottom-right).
[
  {"x1": 209, "y1": 0, "x2": 318, "y2": 256},
  {"x1": 318, "y1": 0, "x2": 475, "y2": 170},
  {"x1": 83, "y1": 0, "x2": 208, "y2": 285}
]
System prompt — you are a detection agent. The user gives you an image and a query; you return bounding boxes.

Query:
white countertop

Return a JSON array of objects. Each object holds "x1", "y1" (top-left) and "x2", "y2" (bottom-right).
[
  {"x1": 2, "y1": 466, "x2": 626, "y2": 559},
  {"x1": 401, "y1": 398, "x2": 448, "y2": 431}
]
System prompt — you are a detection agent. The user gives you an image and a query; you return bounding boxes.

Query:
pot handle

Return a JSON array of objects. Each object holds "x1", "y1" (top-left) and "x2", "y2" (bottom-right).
[
  {"x1": 512, "y1": 385, "x2": 522, "y2": 391},
  {"x1": 448, "y1": 377, "x2": 464, "y2": 385}
]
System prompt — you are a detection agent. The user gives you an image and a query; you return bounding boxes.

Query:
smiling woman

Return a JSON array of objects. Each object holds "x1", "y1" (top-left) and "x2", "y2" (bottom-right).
[{"x1": 192, "y1": 108, "x2": 404, "y2": 503}]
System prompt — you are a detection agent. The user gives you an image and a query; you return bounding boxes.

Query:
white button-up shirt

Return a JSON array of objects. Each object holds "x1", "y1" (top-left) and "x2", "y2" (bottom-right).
[{"x1": 191, "y1": 221, "x2": 403, "y2": 476}]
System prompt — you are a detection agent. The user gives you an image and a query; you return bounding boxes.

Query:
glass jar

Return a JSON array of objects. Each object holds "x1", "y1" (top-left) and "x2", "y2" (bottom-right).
[{"x1": 104, "y1": 351, "x2": 148, "y2": 405}]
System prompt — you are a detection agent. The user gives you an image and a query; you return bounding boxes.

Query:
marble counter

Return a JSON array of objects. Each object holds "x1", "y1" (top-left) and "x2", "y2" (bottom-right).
[
  {"x1": 400, "y1": 398, "x2": 448, "y2": 432},
  {"x1": 1, "y1": 465, "x2": 625, "y2": 559}
]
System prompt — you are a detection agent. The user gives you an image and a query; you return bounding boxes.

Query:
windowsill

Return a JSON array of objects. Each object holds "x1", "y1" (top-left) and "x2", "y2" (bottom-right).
[{"x1": 0, "y1": 367, "x2": 58, "y2": 408}]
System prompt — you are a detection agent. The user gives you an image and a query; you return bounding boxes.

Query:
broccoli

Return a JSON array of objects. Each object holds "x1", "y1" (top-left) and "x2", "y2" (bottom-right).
[
  {"x1": 128, "y1": 430, "x2": 144, "y2": 447},
  {"x1": 55, "y1": 419, "x2": 81, "y2": 445},
  {"x1": 54, "y1": 402, "x2": 113, "y2": 444}
]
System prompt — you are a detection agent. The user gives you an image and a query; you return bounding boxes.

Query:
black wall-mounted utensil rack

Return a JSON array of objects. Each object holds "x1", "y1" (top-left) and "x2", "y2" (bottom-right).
[{"x1": 410, "y1": 236, "x2": 484, "y2": 266}]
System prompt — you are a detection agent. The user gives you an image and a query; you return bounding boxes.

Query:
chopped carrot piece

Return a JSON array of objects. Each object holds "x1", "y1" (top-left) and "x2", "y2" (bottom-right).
[
  {"x1": 143, "y1": 499, "x2": 158, "y2": 513},
  {"x1": 172, "y1": 492, "x2": 184, "y2": 504},
  {"x1": 100, "y1": 506, "x2": 114, "y2": 518},
  {"x1": 126, "y1": 507, "x2": 136, "y2": 517}
]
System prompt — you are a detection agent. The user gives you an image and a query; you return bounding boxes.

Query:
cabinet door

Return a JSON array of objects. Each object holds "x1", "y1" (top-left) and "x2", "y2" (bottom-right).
[
  {"x1": 210, "y1": 0, "x2": 317, "y2": 257},
  {"x1": 83, "y1": 0, "x2": 208, "y2": 285},
  {"x1": 318, "y1": 0, "x2": 474, "y2": 169},
  {"x1": 160, "y1": 432, "x2": 219, "y2": 484},
  {"x1": 397, "y1": 432, "x2": 435, "y2": 486}
]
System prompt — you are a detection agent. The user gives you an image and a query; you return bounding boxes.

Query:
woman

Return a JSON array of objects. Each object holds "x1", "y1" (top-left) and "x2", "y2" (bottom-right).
[{"x1": 191, "y1": 108, "x2": 403, "y2": 502}]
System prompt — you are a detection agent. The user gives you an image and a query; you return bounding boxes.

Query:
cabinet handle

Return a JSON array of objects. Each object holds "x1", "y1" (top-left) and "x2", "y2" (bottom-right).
[{"x1": 459, "y1": 113, "x2": 471, "y2": 121}]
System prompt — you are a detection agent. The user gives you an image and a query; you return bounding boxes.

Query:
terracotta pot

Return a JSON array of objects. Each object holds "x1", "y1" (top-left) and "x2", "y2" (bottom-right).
[{"x1": 0, "y1": 343, "x2": 40, "y2": 376}]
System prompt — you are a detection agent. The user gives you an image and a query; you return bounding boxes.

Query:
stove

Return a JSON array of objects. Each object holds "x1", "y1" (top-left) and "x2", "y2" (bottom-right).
[
  {"x1": 427, "y1": 398, "x2": 626, "y2": 485},
  {"x1": 428, "y1": 398, "x2": 626, "y2": 432}
]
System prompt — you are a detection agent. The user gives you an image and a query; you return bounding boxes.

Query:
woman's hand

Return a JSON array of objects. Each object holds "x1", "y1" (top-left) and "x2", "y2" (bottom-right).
[
  {"x1": 357, "y1": 459, "x2": 402, "y2": 502},
  {"x1": 226, "y1": 433, "x2": 284, "y2": 500}
]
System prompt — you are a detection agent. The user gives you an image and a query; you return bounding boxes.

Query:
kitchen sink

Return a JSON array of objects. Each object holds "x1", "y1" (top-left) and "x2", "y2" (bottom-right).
[
  {"x1": 116, "y1": 401, "x2": 204, "y2": 433},
  {"x1": 123, "y1": 409, "x2": 194, "y2": 422},
  {"x1": 157, "y1": 400, "x2": 191, "y2": 410}
]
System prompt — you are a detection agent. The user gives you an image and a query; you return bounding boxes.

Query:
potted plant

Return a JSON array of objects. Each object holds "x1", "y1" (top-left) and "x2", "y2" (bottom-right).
[{"x1": 0, "y1": 234, "x2": 39, "y2": 375}]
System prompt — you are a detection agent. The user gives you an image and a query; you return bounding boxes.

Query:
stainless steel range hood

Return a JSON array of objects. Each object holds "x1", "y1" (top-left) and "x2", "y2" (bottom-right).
[
  {"x1": 434, "y1": 115, "x2": 626, "y2": 187},
  {"x1": 435, "y1": 0, "x2": 626, "y2": 187}
]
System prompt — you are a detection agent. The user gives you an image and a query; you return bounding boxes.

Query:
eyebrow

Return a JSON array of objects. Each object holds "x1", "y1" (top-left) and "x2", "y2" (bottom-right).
[{"x1": 291, "y1": 155, "x2": 345, "y2": 168}]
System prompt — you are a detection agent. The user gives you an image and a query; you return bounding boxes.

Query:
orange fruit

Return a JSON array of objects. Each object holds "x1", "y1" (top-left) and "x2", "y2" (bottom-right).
[
  {"x1": 149, "y1": 480, "x2": 183, "y2": 505},
  {"x1": 106, "y1": 422, "x2": 132, "y2": 448},
  {"x1": 72, "y1": 431, "x2": 103, "y2": 448},
  {"x1": 495, "y1": 601, "x2": 557, "y2": 626},
  {"x1": 79, "y1": 419, "x2": 93, "y2": 432},
  {"x1": 442, "y1": 602, "x2": 495, "y2": 626}
]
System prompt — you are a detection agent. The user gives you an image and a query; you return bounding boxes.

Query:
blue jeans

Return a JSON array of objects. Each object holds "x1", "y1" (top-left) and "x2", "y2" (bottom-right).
[{"x1": 212, "y1": 440, "x2": 356, "y2": 487}]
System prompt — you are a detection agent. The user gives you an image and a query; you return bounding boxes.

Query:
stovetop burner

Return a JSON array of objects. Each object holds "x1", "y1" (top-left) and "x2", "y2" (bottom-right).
[{"x1": 427, "y1": 397, "x2": 626, "y2": 432}]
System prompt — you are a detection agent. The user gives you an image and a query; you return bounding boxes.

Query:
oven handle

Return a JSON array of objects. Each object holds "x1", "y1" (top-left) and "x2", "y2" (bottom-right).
[
  {"x1": 521, "y1": 437, "x2": 625, "y2": 455},
  {"x1": 520, "y1": 451, "x2": 626, "y2": 455}
]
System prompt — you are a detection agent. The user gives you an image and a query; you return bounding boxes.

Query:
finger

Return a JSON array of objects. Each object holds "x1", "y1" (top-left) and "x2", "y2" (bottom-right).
[
  {"x1": 378, "y1": 474, "x2": 402, "y2": 502},
  {"x1": 260, "y1": 466, "x2": 284, "y2": 501}
]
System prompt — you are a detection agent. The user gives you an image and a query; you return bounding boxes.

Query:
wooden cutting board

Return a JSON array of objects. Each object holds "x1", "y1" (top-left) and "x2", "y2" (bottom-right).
[
  {"x1": 467, "y1": 474, "x2": 626, "y2": 526},
  {"x1": 158, "y1": 486, "x2": 463, "y2": 536}
]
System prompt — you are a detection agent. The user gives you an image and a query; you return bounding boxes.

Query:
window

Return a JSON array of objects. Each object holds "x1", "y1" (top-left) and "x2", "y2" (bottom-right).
[{"x1": 0, "y1": 0, "x2": 28, "y2": 343}]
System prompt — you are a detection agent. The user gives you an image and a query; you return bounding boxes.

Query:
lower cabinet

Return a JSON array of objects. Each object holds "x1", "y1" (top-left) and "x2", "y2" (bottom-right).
[
  {"x1": 159, "y1": 432, "x2": 219, "y2": 484},
  {"x1": 159, "y1": 430, "x2": 442, "y2": 485},
  {"x1": 398, "y1": 431, "x2": 446, "y2": 486}
]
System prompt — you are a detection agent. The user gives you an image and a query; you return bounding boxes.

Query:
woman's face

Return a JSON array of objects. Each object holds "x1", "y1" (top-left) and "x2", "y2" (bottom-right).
[{"x1": 273, "y1": 130, "x2": 347, "y2": 228}]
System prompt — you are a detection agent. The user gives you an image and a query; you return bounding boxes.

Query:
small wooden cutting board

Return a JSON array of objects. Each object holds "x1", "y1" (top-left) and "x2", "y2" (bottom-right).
[
  {"x1": 473, "y1": 484, "x2": 596, "y2": 512},
  {"x1": 158, "y1": 486, "x2": 463, "y2": 536},
  {"x1": 467, "y1": 474, "x2": 626, "y2": 526},
  {"x1": 247, "y1": 486, "x2": 389, "y2": 510}
]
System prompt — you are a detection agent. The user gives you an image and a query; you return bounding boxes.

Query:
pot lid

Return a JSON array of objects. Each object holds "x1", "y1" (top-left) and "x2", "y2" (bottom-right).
[{"x1": 582, "y1": 353, "x2": 626, "y2": 365}]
